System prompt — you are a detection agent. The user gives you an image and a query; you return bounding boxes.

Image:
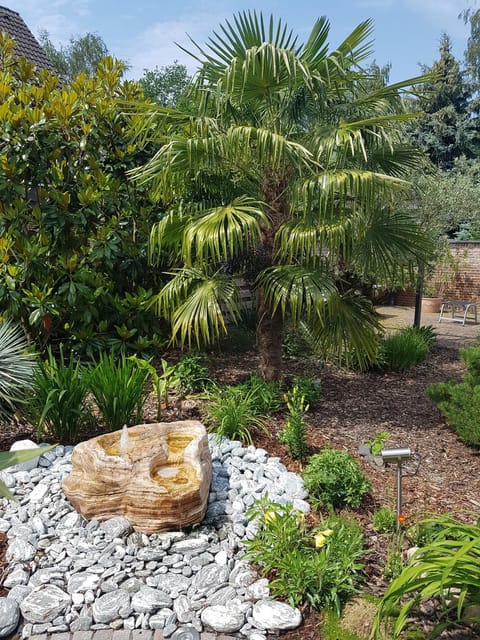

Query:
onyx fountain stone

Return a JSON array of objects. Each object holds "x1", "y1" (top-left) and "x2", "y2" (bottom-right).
[{"x1": 62, "y1": 420, "x2": 212, "y2": 533}]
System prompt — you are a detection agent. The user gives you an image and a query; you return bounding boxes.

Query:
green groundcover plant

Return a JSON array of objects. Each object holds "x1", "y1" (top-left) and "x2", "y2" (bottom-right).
[
  {"x1": 372, "y1": 514, "x2": 480, "y2": 639},
  {"x1": 245, "y1": 498, "x2": 365, "y2": 613}
]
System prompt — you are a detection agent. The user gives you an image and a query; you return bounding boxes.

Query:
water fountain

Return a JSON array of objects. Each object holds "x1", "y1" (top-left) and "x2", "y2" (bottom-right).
[{"x1": 62, "y1": 420, "x2": 212, "y2": 533}]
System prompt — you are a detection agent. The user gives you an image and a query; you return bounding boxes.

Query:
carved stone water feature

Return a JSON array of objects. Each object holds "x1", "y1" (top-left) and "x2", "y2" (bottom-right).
[{"x1": 62, "y1": 420, "x2": 212, "y2": 534}]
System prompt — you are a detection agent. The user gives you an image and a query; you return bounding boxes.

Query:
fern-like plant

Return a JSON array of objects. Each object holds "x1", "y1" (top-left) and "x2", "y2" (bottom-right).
[{"x1": 0, "y1": 321, "x2": 35, "y2": 420}]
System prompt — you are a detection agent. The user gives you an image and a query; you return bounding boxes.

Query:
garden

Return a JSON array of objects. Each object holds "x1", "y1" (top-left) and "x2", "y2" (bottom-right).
[{"x1": 2, "y1": 7, "x2": 480, "y2": 640}]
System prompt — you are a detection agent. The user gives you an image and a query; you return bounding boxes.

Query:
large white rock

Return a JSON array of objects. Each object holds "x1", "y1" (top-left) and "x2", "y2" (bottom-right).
[
  {"x1": 0, "y1": 598, "x2": 20, "y2": 637},
  {"x1": 8, "y1": 440, "x2": 40, "y2": 472},
  {"x1": 20, "y1": 585, "x2": 71, "y2": 623},
  {"x1": 200, "y1": 605, "x2": 245, "y2": 633},
  {"x1": 252, "y1": 600, "x2": 302, "y2": 631}
]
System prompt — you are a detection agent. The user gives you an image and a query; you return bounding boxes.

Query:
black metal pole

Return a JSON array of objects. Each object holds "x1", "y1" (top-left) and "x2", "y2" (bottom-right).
[{"x1": 413, "y1": 262, "x2": 424, "y2": 328}]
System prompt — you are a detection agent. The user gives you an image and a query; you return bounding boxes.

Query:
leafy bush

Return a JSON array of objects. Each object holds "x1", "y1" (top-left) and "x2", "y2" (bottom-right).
[
  {"x1": 88, "y1": 353, "x2": 148, "y2": 431},
  {"x1": 303, "y1": 448, "x2": 371, "y2": 509},
  {"x1": 0, "y1": 321, "x2": 35, "y2": 420},
  {"x1": 175, "y1": 353, "x2": 210, "y2": 393},
  {"x1": 27, "y1": 347, "x2": 94, "y2": 442},
  {"x1": 0, "y1": 38, "x2": 165, "y2": 356},
  {"x1": 245, "y1": 498, "x2": 365, "y2": 613},
  {"x1": 279, "y1": 386, "x2": 308, "y2": 459},
  {"x1": 204, "y1": 384, "x2": 268, "y2": 444},
  {"x1": 378, "y1": 327, "x2": 431, "y2": 371},
  {"x1": 372, "y1": 515, "x2": 480, "y2": 639},
  {"x1": 366, "y1": 431, "x2": 390, "y2": 456},
  {"x1": 372, "y1": 507, "x2": 397, "y2": 533}
]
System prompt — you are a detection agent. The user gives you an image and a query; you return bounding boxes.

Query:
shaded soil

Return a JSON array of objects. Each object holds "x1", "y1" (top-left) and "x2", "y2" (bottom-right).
[{"x1": 1, "y1": 306, "x2": 480, "y2": 638}]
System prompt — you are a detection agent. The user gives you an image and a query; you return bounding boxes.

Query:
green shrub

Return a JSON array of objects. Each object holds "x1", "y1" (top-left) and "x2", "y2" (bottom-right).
[
  {"x1": 245, "y1": 498, "x2": 365, "y2": 613},
  {"x1": 379, "y1": 327, "x2": 430, "y2": 371},
  {"x1": 427, "y1": 345, "x2": 480, "y2": 446},
  {"x1": 88, "y1": 352, "x2": 148, "y2": 431},
  {"x1": 175, "y1": 353, "x2": 210, "y2": 393},
  {"x1": 427, "y1": 381, "x2": 480, "y2": 446},
  {"x1": 279, "y1": 386, "x2": 308, "y2": 459},
  {"x1": 204, "y1": 384, "x2": 268, "y2": 444},
  {"x1": 0, "y1": 321, "x2": 35, "y2": 420},
  {"x1": 372, "y1": 507, "x2": 397, "y2": 533},
  {"x1": 27, "y1": 347, "x2": 94, "y2": 442},
  {"x1": 303, "y1": 448, "x2": 371, "y2": 509},
  {"x1": 372, "y1": 515, "x2": 480, "y2": 639}
]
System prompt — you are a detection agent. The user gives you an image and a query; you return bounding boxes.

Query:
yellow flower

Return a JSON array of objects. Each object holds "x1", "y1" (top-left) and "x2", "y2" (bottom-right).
[
  {"x1": 314, "y1": 533, "x2": 327, "y2": 548},
  {"x1": 264, "y1": 510, "x2": 277, "y2": 524},
  {"x1": 314, "y1": 528, "x2": 334, "y2": 548}
]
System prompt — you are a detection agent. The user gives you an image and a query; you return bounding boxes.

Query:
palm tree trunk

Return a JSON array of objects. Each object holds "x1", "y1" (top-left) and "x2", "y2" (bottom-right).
[
  {"x1": 256, "y1": 287, "x2": 283, "y2": 381},
  {"x1": 255, "y1": 168, "x2": 290, "y2": 381}
]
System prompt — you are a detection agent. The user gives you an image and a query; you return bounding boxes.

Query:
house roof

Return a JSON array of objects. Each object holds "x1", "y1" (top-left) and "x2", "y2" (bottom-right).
[{"x1": 0, "y1": 5, "x2": 55, "y2": 71}]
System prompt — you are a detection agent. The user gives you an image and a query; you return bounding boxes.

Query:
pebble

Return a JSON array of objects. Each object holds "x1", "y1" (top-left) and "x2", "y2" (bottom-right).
[{"x1": 0, "y1": 435, "x2": 304, "y2": 638}]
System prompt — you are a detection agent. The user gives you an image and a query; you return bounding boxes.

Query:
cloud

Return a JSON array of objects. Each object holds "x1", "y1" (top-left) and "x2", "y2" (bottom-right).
[
  {"x1": 124, "y1": 13, "x2": 227, "y2": 78},
  {"x1": 8, "y1": 0, "x2": 91, "y2": 43}
]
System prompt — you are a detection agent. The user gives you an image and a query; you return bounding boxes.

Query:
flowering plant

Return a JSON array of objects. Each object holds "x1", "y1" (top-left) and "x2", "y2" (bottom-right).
[{"x1": 245, "y1": 497, "x2": 365, "y2": 612}]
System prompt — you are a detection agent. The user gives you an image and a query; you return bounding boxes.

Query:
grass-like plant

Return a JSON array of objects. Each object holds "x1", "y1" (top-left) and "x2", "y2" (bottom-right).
[
  {"x1": 372, "y1": 507, "x2": 397, "y2": 534},
  {"x1": 245, "y1": 498, "x2": 365, "y2": 613},
  {"x1": 0, "y1": 321, "x2": 35, "y2": 420},
  {"x1": 237, "y1": 374, "x2": 282, "y2": 415},
  {"x1": 372, "y1": 515, "x2": 480, "y2": 639},
  {"x1": 378, "y1": 326, "x2": 431, "y2": 371},
  {"x1": 279, "y1": 385, "x2": 309, "y2": 459},
  {"x1": 303, "y1": 448, "x2": 371, "y2": 510},
  {"x1": 27, "y1": 347, "x2": 93, "y2": 442},
  {"x1": 203, "y1": 383, "x2": 268, "y2": 444},
  {"x1": 88, "y1": 352, "x2": 148, "y2": 431}
]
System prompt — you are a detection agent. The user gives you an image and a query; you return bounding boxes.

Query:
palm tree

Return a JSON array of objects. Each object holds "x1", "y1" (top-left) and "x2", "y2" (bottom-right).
[{"x1": 130, "y1": 11, "x2": 432, "y2": 380}]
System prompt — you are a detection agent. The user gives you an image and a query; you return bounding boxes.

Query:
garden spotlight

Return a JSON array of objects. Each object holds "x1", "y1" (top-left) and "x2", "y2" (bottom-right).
[{"x1": 381, "y1": 448, "x2": 412, "y2": 529}]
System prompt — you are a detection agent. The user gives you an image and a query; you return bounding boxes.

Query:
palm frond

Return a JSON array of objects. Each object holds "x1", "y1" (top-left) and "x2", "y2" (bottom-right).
[
  {"x1": 301, "y1": 290, "x2": 381, "y2": 369},
  {"x1": 256, "y1": 265, "x2": 336, "y2": 324},
  {"x1": 350, "y1": 206, "x2": 435, "y2": 281},
  {"x1": 182, "y1": 196, "x2": 266, "y2": 265},
  {"x1": 154, "y1": 268, "x2": 240, "y2": 347}
]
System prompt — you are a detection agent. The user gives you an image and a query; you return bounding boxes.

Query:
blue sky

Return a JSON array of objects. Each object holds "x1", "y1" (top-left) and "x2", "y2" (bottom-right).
[{"x1": 5, "y1": 0, "x2": 474, "y2": 82}]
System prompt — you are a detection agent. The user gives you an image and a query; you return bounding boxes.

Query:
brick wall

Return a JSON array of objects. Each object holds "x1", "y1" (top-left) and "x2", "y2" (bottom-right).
[
  {"x1": 396, "y1": 241, "x2": 480, "y2": 306},
  {"x1": 432, "y1": 241, "x2": 480, "y2": 302}
]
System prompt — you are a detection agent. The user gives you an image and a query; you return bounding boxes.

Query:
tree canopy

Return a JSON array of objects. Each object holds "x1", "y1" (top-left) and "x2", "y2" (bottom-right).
[{"x1": 38, "y1": 30, "x2": 127, "y2": 80}]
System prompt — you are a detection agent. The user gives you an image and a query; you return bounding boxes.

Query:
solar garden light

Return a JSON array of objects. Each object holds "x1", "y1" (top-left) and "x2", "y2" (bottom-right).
[{"x1": 381, "y1": 448, "x2": 412, "y2": 529}]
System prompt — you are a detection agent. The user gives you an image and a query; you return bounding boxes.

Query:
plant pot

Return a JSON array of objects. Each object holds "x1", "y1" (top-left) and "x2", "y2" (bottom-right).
[{"x1": 421, "y1": 297, "x2": 442, "y2": 314}]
